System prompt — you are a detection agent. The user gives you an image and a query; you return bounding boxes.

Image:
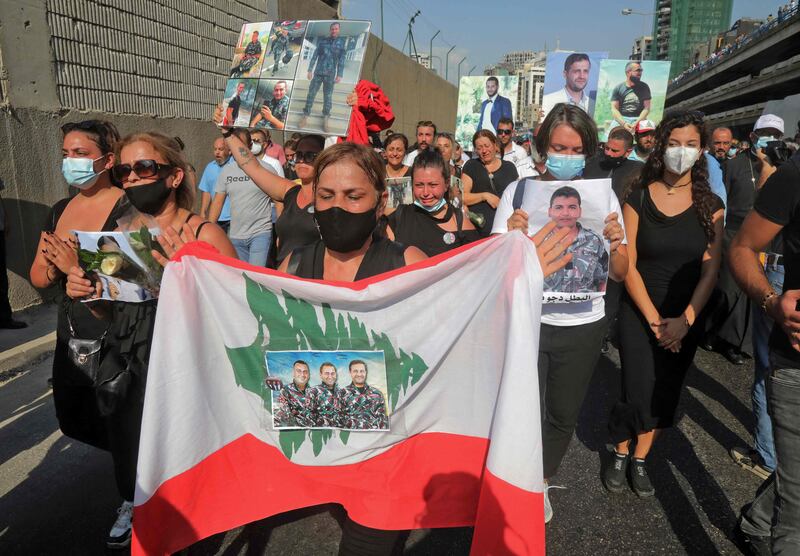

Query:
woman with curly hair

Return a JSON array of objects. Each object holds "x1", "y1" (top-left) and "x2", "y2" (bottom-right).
[{"x1": 603, "y1": 111, "x2": 724, "y2": 497}]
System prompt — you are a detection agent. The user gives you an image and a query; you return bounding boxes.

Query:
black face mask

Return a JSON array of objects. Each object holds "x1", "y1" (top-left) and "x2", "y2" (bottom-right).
[
  {"x1": 124, "y1": 178, "x2": 173, "y2": 215},
  {"x1": 600, "y1": 152, "x2": 626, "y2": 170},
  {"x1": 313, "y1": 205, "x2": 377, "y2": 253}
]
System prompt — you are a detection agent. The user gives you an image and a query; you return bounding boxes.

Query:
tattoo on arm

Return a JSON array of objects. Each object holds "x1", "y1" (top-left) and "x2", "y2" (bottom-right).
[{"x1": 237, "y1": 147, "x2": 257, "y2": 167}]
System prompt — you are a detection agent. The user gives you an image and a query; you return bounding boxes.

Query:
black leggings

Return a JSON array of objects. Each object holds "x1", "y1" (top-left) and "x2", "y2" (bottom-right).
[{"x1": 538, "y1": 318, "x2": 607, "y2": 478}]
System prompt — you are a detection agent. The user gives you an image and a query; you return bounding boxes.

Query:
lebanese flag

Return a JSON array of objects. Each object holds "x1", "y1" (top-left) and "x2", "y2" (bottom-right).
[{"x1": 132, "y1": 231, "x2": 545, "y2": 555}]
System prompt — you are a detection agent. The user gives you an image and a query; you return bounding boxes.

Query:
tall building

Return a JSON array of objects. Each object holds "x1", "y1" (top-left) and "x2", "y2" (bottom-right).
[
  {"x1": 630, "y1": 36, "x2": 653, "y2": 60},
  {"x1": 651, "y1": 0, "x2": 733, "y2": 77},
  {"x1": 501, "y1": 51, "x2": 538, "y2": 72}
]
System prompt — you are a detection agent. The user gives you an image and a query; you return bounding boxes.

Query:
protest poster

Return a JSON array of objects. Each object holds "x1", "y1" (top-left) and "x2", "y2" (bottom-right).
[
  {"x1": 508, "y1": 178, "x2": 615, "y2": 303},
  {"x1": 385, "y1": 176, "x2": 412, "y2": 209},
  {"x1": 74, "y1": 227, "x2": 164, "y2": 302},
  {"x1": 594, "y1": 60, "x2": 672, "y2": 141},
  {"x1": 220, "y1": 20, "x2": 371, "y2": 137},
  {"x1": 131, "y1": 233, "x2": 545, "y2": 556},
  {"x1": 541, "y1": 51, "x2": 608, "y2": 119},
  {"x1": 455, "y1": 75, "x2": 518, "y2": 148},
  {"x1": 265, "y1": 350, "x2": 390, "y2": 431}
]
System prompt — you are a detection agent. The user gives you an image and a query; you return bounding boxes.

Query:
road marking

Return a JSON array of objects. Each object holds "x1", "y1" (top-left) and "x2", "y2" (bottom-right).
[{"x1": 0, "y1": 390, "x2": 53, "y2": 429}]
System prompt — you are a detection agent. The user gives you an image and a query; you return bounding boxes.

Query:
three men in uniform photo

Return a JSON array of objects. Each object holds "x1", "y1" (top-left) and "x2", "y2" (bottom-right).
[{"x1": 544, "y1": 186, "x2": 609, "y2": 294}]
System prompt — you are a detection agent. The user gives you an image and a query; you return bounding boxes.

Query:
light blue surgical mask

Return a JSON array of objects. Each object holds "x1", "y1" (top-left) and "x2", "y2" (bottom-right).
[
  {"x1": 727, "y1": 147, "x2": 738, "y2": 158},
  {"x1": 755, "y1": 136, "x2": 776, "y2": 150},
  {"x1": 61, "y1": 156, "x2": 106, "y2": 189},
  {"x1": 545, "y1": 153, "x2": 585, "y2": 180},
  {"x1": 414, "y1": 197, "x2": 448, "y2": 213}
]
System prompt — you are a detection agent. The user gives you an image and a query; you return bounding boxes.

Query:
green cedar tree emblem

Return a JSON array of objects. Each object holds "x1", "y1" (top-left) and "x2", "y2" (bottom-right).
[{"x1": 226, "y1": 274, "x2": 428, "y2": 459}]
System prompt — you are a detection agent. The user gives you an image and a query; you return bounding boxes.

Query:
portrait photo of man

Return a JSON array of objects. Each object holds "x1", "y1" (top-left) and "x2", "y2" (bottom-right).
[
  {"x1": 268, "y1": 360, "x2": 316, "y2": 428},
  {"x1": 337, "y1": 360, "x2": 389, "y2": 430},
  {"x1": 250, "y1": 80, "x2": 291, "y2": 130},
  {"x1": 542, "y1": 53, "x2": 594, "y2": 118},
  {"x1": 309, "y1": 362, "x2": 342, "y2": 427},
  {"x1": 611, "y1": 61, "x2": 652, "y2": 133},
  {"x1": 230, "y1": 29, "x2": 264, "y2": 78},
  {"x1": 476, "y1": 76, "x2": 513, "y2": 134},
  {"x1": 543, "y1": 186, "x2": 608, "y2": 294}
]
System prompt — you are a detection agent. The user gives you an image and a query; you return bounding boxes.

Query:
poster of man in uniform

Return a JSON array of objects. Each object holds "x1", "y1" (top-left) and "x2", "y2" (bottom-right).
[
  {"x1": 264, "y1": 350, "x2": 390, "y2": 431},
  {"x1": 514, "y1": 179, "x2": 615, "y2": 302},
  {"x1": 261, "y1": 20, "x2": 307, "y2": 79},
  {"x1": 385, "y1": 177, "x2": 413, "y2": 210},
  {"x1": 594, "y1": 60, "x2": 672, "y2": 141},
  {"x1": 455, "y1": 76, "x2": 518, "y2": 148},
  {"x1": 286, "y1": 20, "x2": 371, "y2": 136},
  {"x1": 541, "y1": 51, "x2": 608, "y2": 120},
  {"x1": 229, "y1": 22, "x2": 272, "y2": 78},
  {"x1": 219, "y1": 20, "x2": 370, "y2": 137}
]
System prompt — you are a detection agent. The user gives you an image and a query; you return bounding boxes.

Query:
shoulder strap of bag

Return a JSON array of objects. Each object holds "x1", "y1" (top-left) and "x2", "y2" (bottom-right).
[{"x1": 512, "y1": 178, "x2": 531, "y2": 210}]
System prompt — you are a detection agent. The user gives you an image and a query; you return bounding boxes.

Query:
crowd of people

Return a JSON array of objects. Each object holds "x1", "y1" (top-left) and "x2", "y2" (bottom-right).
[{"x1": 24, "y1": 95, "x2": 800, "y2": 555}]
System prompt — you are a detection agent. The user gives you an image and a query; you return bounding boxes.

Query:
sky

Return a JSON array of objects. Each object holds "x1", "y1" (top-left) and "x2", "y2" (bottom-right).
[{"x1": 341, "y1": 0, "x2": 787, "y2": 84}]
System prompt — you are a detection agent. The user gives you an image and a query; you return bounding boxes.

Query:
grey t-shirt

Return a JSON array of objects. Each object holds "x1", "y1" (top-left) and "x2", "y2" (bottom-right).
[{"x1": 215, "y1": 160, "x2": 275, "y2": 240}]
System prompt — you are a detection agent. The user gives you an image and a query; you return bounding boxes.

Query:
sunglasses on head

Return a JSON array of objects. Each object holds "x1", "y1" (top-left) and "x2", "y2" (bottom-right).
[
  {"x1": 497, "y1": 129, "x2": 513, "y2": 135},
  {"x1": 294, "y1": 150, "x2": 320, "y2": 164},
  {"x1": 112, "y1": 159, "x2": 174, "y2": 182}
]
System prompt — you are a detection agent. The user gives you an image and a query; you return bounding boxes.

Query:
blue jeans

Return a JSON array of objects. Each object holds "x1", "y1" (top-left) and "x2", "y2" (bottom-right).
[
  {"x1": 750, "y1": 263, "x2": 784, "y2": 471},
  {"x1": 741, "y1": 364, "x2": 800, "y2": 552},
  {"x1": 230, "y1": 231, "x2": 271, "y2": 267}
]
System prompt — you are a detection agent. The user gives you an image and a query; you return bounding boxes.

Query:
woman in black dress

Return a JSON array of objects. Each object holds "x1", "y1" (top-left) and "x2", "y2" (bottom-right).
[
  {"x1": 603, "y1": 111, "x2": 724, "y2": 497},
  {"x1": 461, "y1": 130, "x2": 518, "y2": 236},
  {"x1": 65, "y1": 132, "x2": 235, "y2": 548},
  {"x1": 384, "y1": 133, "x2": 411, "y2": 179},
  {"x1": 385, "y1": 149, "x2": 481, "y2": 257}
]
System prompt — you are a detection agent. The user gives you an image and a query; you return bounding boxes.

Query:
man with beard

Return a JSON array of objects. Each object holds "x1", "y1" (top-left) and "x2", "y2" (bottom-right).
[
  {"x1": 544, "y1": 186, "x2": 608, "y2": 294},
  {"x1": 476, "y1": 76, "x2": 513, "y2": 134},
  {"x1": 310, "y1": 362, "x2": 342, "y2": 427},
  {"x1": 542, "y1": 53, "x2": 594, "y2": 118},
  {"x1": 628, "y1": 119, "x2": 656, "y2": 163},
  {"x1": 611, "y1": 61, "x2": 651, "y2": 133},
  {"x1": 584, "y1": 127, "x2": 643, "y2": 201},
  {"x1": 705, "y1": 114, "x2": 785, "y2": 365},
  {"x1": 711, "y1": 127, "x2": 734, "y2": 166},
  {"x1": 250, "y1": 80, "x2": 289, "y2": 130},
  {"x1": 269, "y1": 360, "x2": 315, "y2": 427},
  {"x1": 338, "y1": 360, "x2": 388, "y2": 430},
  {"x1": 403, "y1": 120, "x2": 437, "y2": 166}
]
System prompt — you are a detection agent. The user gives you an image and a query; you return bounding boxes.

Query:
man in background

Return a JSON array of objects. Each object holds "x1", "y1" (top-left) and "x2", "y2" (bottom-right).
[
  {"x1": 542, "y1": 53, "x2": 594, "y2": 118},
  {"x1": 199, "y1": 137, "x2": 233, "y2": 234}
]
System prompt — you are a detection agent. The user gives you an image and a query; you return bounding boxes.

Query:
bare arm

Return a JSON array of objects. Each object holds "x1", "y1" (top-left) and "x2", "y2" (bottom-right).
[
  {"x1": 224, "y1": 132, "x2": 294, "y2": 201},
  {"x1": 622, "y1": 203, "x2": 661, "y2": 326},
  {"x1": 611, "y1": 100, "x2": 625, "y2": 126},
  {"x1": 683, "y1": 209, "x2": 724, "y2": 325},
  {"x1": 461, "y1": 171, "x2": 496, "y2": 207},
  {"x1": 636, "y1": 100, "x2": 651, "y2": 123},
  {"x1": 200, "y1": 191, "x2": 212, "y2": 219},
  {"x1": 403, "y1": 246, "x2": 428, "y2": 265}
]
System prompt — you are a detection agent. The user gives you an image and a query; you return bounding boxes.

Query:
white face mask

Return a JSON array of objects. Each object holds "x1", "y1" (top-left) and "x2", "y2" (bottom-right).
[
  {"x1": 663, "y1": 146, "x2": 699, "y2": 175},
  {"x1": 251, "y1": 142, "x2": 263, "y2": 156}
]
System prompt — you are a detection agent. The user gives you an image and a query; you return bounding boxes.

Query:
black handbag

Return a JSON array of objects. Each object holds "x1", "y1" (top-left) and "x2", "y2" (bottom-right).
[{"x1": 66, "y1": 310, "x2": 108, "y2": 385}]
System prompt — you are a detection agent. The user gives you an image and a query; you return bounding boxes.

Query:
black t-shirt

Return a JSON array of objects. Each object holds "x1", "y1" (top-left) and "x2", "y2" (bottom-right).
[
  {"x1": 583, "y1": 155, "x2": 644, "y2": 202},
  {"x1": 289, "y1": 236, "x2": 406, "y2": 280},
  {"x1": 753, "y1": 154, "x2": 800, "y2": 365},
  {"x1": 724, "y1": 150, "x2": 759, "y2": 231},
  {"x1": 387, "y1": 204, "x2": 482, "y2": 257},
  {"x1": 228, "y1": 95, "x2": 241, "y2": 121},
  {"x1": 462, "y1": 159, "x2": 518, "y2": 237},
  {"x1": 611, "y1": 81, "x2": 651, "y2": 117},
  {"x1": 274, "y1": 185, "x2": 319, "y2": 265}
]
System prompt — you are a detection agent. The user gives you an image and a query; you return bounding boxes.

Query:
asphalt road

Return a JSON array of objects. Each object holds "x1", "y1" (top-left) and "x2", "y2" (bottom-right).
[{"x1": 0, "y1": 345, "x2": 763, "y2": 555}]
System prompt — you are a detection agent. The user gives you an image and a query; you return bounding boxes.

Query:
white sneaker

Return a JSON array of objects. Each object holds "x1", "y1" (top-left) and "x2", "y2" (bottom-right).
[
  {"x1": 544, "y1": 484, "x2": 566, "y2": 524},
  {"x1": 107, "y1": 500, "x2": 134, "y2": 549}
]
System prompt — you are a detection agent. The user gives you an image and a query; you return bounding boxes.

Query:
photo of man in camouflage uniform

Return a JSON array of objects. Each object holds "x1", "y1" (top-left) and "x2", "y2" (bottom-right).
[
  {"x1": 543, "y1": 186, "x2": 609, "y2": 293},
  {"x1": 269, "y1": 360, "x2": 316, "y2": 428},
  {"x1": 250, "y1": 80, "x2": 290, "y2": 130},
  {"x1": 299, "y1": 22, "x2": 347, "y2": 133},
  {"x1": 269, "y1": 26, "x2": 290, "y2": 75},
  {"x1": 338, "y1": 360, "x2": 389, "y2": 430},
  {"x1": 230, "y1": 30, "x2": 263, "y2": 78},
  {"x1": 309, "y1": 362, "x2": 342, "y2": 427}
]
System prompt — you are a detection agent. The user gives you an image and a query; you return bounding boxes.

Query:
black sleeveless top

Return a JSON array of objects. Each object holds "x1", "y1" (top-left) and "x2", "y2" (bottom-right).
[
  {"x1": 387, "y1": 204, "x2": 481, "y2": 257},
  {"x1": 289, "y1": 235, "x2": 406, "y2": 280},
  {"x1": 274, "y1": 185, "x2": 320, "y2": 265}
]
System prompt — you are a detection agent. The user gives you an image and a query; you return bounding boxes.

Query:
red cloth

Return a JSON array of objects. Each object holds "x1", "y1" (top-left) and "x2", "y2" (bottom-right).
[{"x1": 342, "y1": 80, "x2": 395, "y2": 145}]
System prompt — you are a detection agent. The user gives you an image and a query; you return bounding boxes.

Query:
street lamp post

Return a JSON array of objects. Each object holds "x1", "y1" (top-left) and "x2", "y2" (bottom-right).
[
  {"x1": 468, "y1": 65, "x2": 476, "y2": 76},
  {"x1": 445, "y1": 45, "x2": 456, "y2": 81},
  {"x1": 457, "y1": 56, "x2": 467, "y2": 83},
  {"x1": 429, "y1": 30, "x2": 440, "y2": 68},
  {"x1": 622, "y1": 7, "x2": 669, "y2": 60}
]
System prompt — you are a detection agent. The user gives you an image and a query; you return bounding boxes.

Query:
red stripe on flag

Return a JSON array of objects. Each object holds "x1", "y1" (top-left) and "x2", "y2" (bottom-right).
[
  {"x1": 171, "y1": 235, "x2": 496, "y2": 290},
  {"x1": 132, "y1": 432, "x2": 542, "y2": 555}
]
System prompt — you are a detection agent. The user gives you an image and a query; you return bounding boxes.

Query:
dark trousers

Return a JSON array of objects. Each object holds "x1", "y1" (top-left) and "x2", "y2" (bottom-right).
[
  {"x1": 304, "y1": 73, "x2": 335, "y2": 116},
  {"x1": 538, "y1": 317, "x2": 607, "y2": 478},
  {"x1": 0, "y1": 230, "x2": 12, "y2": 321}
]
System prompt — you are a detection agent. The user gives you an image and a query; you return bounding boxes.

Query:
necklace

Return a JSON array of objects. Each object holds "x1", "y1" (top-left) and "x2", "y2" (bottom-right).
[{"x1": 663, "y1": 181, "x2": 690, "y2": 195}]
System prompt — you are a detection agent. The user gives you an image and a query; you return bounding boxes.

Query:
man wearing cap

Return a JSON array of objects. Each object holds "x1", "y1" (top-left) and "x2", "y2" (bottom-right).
[
  {"x1": 610, "y1": 61, "x2": 651, "y2": 132},
  {"x1": 705, "y1": 114, "x2": 785, "y2": 365},
  {"x1": 627, "y1": 120, "x2": 656, "y2": 163}
]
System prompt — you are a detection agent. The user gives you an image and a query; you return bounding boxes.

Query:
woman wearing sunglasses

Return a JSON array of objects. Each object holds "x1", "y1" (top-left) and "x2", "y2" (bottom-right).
[
  {"x1": 30, "y1": 119, "x2": 124, "y2": 483},
  {"x1": 64, "y1": 132, "x2": 235, "y2": 548},
  {"x1": 461, "y1": 129, "x2": 519, "y2": 237}
]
